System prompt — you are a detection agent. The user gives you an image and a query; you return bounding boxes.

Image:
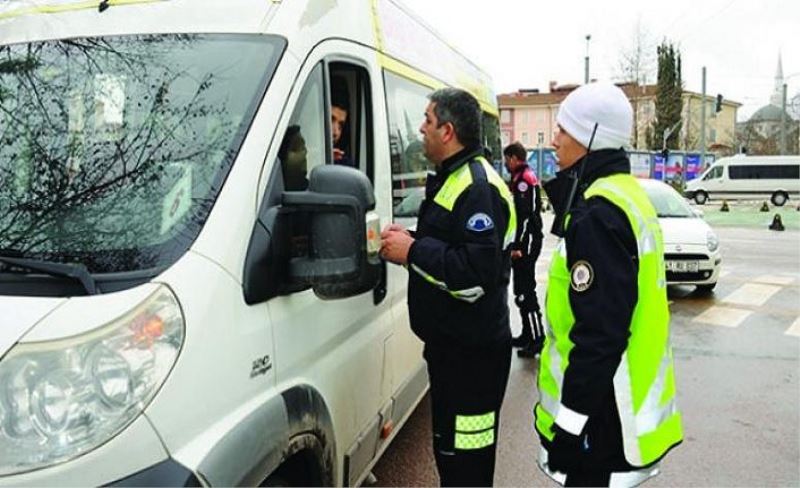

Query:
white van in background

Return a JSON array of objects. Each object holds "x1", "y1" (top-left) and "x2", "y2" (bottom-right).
[
  {"x1": 685, "y1": 155, "x2": 800, "y2": 205},
  {"x1": 0, "y1": 0, "x2": 502, "y2": 485}
]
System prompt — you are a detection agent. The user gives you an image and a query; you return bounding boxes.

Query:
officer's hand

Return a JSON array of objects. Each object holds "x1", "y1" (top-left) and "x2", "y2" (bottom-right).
[
  {"x1": 382, "y1": 223, "x2": 409, "y2": 236},
  {"x1": 547, "y1": 424, "x2": 590, "y2": 474},
  {"x1": 380, "y1": 228, "x2": 414, "y2": 265},
  {"x1": 511, "y1": 250, "x2": 523, "y2": 260}
]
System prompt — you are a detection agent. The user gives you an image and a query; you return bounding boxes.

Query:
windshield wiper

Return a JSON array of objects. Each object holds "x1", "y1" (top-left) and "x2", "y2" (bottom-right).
[{"x1": 0, "y1": 256, "x2": 98, "y2": 295}]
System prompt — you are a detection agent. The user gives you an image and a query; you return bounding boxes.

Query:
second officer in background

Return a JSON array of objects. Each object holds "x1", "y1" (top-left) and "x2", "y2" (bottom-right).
[{"x1": 504, "y1": 142, "x2": 545, "y2": 357}]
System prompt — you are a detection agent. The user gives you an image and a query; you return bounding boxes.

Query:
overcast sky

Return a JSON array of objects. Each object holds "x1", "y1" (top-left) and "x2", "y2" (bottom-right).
[{"x1": 400, "y1": 0, "x2": 799, "y2": 121}]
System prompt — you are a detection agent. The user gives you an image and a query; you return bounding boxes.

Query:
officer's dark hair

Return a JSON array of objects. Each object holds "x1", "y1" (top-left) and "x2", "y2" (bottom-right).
[
  {"x1": 503, "y1": 142, "x2": 527, "y2": 161},
  {"x1": 428, "y1": 88, "x2": 482, "y2": 150}
]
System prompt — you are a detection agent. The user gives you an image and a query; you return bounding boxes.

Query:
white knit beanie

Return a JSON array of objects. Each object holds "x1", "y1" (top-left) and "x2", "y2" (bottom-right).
[{"x1": 556, "y1": 82, "x2": 633, "y2": 151}]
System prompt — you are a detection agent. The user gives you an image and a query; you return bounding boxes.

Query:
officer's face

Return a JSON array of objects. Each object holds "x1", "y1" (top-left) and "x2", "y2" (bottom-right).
[
  {"x1": 552, "y1": 125, "x2": 587, "y2": 170},
  {"x1": 420, "y1": 102, "x2": 451, "y2": 166}
]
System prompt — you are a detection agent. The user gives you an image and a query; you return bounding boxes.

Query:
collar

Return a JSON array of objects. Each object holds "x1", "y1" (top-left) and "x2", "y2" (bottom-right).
[
  {"x1": 573, "y1": 148, "x2": 630, "y2": 190},
  {"x1": 437, "y1": 146, "x2": 483, "y2": 177}
]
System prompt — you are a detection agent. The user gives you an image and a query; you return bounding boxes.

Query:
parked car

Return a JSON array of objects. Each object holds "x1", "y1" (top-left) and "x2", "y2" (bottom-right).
[{"x1": 639, "y1": 179, "x2": 722, "y2": 292}]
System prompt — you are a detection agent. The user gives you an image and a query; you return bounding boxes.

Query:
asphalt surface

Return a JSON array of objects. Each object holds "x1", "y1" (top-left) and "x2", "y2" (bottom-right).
[{"x1": 371, "y1": 217, "x2": 800, "y2": 487}]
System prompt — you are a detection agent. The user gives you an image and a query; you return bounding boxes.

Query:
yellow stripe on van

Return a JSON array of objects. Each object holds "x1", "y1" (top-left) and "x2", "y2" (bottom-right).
[
  {"x1": 377, "y1": 53, "x2": 498, "y2": 116},
  {"x1": 0, "y1": 0, "x2": 165, "y2": 21},
  {"x1": 370, "y1": 0, "x2": 385, "y2": 53}
]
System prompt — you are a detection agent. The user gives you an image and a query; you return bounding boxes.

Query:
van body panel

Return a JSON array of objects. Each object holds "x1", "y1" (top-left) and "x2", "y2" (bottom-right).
[
  {"x1": 143, "y1": 251, "x2": 277, "y2": 469},
  {"x1": 0, "y1": 297, "x2": 66, "y2": 357}
]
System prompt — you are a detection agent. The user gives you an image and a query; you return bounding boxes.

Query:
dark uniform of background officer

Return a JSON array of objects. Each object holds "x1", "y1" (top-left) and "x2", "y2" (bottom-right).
[
  {"x1": 503, "y1": 142, "x2": 545, "y2": 358},
  {"x1": 380, "y1": 88, "x2": 516, "y2": 487}
]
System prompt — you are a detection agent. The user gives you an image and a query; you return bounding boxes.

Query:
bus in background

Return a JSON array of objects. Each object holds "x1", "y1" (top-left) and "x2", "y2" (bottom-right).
[{"x1": 684, "y1": 155, "x2": 800, "y2": 205}]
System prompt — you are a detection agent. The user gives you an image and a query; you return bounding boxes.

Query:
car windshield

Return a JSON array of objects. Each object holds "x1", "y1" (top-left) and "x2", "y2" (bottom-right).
[
  {"x1": 643, "y1": 183, "x2": 696, "y2": 218},
  {"x1": 0, "y1": 34, "x2": 284, "y2": 273}
]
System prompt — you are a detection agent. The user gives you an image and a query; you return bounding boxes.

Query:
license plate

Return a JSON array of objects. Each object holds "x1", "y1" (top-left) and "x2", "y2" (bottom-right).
[{"x1": 666, "y1": 260, "x2": 699, "y2": 272}]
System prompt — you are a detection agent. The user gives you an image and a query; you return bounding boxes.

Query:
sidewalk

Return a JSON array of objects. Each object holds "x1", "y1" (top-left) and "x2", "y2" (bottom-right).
[{"x1": 693, "y1": 200, "x2": 800, "y2": 231}]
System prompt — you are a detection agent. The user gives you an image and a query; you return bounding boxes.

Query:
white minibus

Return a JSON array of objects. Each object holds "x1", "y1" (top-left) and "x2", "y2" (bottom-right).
[
  {"x1": 0, "y1": 0, "x2": 502, "y2": 485},
  {"x1": 685, "y1": 155, "x2": 800, "y2": 205}
]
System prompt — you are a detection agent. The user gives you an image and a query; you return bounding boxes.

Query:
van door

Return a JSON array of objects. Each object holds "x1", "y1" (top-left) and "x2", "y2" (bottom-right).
[{"x1": 260, "y1": 40, "x2": 404, "y2": 485}]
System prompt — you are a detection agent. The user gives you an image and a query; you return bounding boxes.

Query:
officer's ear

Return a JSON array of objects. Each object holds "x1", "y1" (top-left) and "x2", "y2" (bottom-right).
[{"x1": 440, "y1": 121, "x2": 457, "y2": 144}]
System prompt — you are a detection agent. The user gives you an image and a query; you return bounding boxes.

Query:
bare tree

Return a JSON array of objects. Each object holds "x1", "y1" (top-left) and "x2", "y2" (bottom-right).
[{"x1": 614, "y1": 17, "x2": 657, "y2": 149}]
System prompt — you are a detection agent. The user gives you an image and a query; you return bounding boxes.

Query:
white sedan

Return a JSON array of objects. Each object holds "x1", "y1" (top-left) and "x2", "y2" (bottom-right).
[{"x1": 639, "y1": 179, "x2": 722, "y2": 292}]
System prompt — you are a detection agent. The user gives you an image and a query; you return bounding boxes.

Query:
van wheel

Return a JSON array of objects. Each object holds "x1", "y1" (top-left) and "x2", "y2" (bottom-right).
[
  {"x1": 694, "y1": 191, "x2": 708, "y2": 205},
  {"x1": 771, "y1": 192, "x2": 788, "y2": 206}
]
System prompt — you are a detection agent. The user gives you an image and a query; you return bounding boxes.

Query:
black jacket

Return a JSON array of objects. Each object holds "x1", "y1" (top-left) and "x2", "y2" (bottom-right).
[
  {"x1": 509, "y1": 165, "x2": 543, "y2": 255},
  {"x1": 407, "y1": 147, "x2": 512, "y2": 349},
  {"x1": 542, "y1": 149, "x2": 641, "y2": 471}
]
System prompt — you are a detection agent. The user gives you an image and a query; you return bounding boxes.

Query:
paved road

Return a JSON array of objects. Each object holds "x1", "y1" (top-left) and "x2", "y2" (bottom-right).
[{"x1": 371, "y1": 223, "x2": 800, "y2": 487}]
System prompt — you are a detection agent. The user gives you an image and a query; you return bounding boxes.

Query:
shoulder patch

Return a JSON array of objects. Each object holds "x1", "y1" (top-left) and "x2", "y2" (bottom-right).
[
  {"x1": 570, "y1": 260, "x2": 594, "y2": 292},
  {"x1": 517, "y1": 181, "x2": 529, "y2": 192},
  {"x1": 523, "y1": 169, "x2": 539, "y2": 186},
  {"x1": 466, "y1": 212, "x2": 494, "y2": 232}
]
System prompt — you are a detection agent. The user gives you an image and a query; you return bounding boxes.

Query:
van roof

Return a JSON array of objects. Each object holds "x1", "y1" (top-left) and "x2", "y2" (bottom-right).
[
  {"x1": 715, "y1": 155, "x2": 800, "y2": 165},
  {"x1": 0, "y1": 0, "x2": 498, "y2": 114}
]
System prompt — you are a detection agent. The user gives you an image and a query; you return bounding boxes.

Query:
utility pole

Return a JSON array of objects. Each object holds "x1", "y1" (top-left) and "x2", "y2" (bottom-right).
[
  {"x1": 700, "y1": 66, "x2": 707, "y2": 167},
  {"x1": 780, "y1": 83, "x2": 787, "y2": 154},
  {"x1": 584, "y1": 35, "x2": 591, "y2": 84}
]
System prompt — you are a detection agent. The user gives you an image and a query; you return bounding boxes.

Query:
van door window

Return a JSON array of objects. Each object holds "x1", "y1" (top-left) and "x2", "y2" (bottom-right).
[
  {"x1": 383, "y1": 71, "x2": 433, "y2": 219},
  {"x1": 329, "y1": 62, "x2": 374, "y2": 182},
  {"x1": 703, "y1": 166, "x2": 722, "y2": 180},
  {"x1": 277, "y1": 62, "x2": 373, "y2": 192},
  {"x1": 278, "y1": 64, "x2": 326, "y2": 191}
]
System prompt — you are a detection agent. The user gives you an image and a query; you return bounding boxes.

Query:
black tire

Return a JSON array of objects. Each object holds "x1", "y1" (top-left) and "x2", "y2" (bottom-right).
[
  {"x1": 696, "y1": 283, "x2": 716, "y2": 293},
  {"x1": 694, "y1": 191, "x2": 708, "y2": 205},
  {"x1": 771, "y1": 191, "x2": 788, "y2": 207}
]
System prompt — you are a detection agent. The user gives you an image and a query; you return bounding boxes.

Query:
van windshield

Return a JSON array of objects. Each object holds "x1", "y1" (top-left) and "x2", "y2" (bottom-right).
[{"x1": 0, "y1": 34, "x2": 284, "y2": 273}]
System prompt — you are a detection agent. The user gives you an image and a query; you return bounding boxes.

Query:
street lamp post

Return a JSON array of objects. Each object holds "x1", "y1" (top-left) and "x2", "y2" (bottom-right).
[{"x1": 584, "y1": 35, "x2": 591, "y2": 84}]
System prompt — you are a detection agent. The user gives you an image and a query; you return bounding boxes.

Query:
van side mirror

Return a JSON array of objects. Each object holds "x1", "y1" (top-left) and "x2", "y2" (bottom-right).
[
  {"x1": 243, "y1": 165, "x2": 381, "y2": 304},
  {"x1": 284, "y1": 165, "x2": 381, "y2": 299}
]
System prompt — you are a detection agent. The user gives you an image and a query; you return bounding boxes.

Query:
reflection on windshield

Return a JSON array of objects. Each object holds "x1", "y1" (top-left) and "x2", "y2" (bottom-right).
[
  {"x1": 645, "y1": 185, "x2": 695, "y2": 218},
  {"x1": 0, "y1": 34, "x2": 283, "y2": 273}
]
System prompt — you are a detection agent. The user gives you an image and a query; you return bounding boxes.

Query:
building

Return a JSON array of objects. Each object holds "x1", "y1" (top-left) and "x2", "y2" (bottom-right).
[
  {"x1": 498, "y1": 82, "x2": 740, "y2": 152},
  {"x1": 735, "y1": 54, "x2": 799, "y2": 155}
]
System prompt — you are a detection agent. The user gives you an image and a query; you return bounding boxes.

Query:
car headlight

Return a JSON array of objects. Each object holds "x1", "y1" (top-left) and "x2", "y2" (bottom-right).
[
  {"x1": 0, "y1": 286, "x2": 184, "y2": 476},
  {"x1": 707, "y1": 231, "x2": 719, "y2": 252}
]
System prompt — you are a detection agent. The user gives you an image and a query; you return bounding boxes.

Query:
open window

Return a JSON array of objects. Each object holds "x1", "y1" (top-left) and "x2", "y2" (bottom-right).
[{"x1": 274, "y1": 61, "x2": 373, "y2": 194}]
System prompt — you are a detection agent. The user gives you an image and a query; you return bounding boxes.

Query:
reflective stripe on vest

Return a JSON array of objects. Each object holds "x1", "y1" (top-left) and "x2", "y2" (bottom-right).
[
  {"x1": 410, "y1": 157, "x2": 517, "y2": 303},
  {"x1": 432, "y1": 157, "x2": 517, "y2": 249},
  {"x1": 536, "y1": 174, "x2": 683, "y2": 467}
]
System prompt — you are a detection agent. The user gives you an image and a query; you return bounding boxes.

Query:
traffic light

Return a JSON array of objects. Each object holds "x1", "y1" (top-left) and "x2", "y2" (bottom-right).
[{"x1": 715, "y1": 94, "x2": 723, "y2": 113}]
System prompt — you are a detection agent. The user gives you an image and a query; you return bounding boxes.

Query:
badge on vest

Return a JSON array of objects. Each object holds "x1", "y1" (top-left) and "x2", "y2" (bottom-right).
[
  {"x1": 466, "y1": 213, "x2": 494, "y2": 232},
  {"x1": 570, "y1": 260, "x2": 594, "y2": 292},
  {"x1": 517, "y1": 181, "x2": 529, "y2": 192}
]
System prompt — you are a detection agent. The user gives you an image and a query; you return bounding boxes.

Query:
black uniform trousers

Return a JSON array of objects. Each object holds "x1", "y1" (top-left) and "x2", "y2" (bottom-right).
[
  {"x1": 424, "y1": 341, "x2": 511, "y2": 487},
  {"x1": 511, "y1": 238, "x2": 544, "y2": 344}
]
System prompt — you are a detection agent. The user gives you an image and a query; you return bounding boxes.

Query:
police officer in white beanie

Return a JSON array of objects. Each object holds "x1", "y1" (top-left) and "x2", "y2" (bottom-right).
[{"x1": 535, "y1": 82, "x2": 683, "y2": 487}]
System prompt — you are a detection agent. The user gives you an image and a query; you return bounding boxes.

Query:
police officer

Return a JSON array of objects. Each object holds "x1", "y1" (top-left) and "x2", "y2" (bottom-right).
[
  {"x1": 503, "y1": 142, "x2": 545, "y2": 358},
  {"x1": 380, "y1": 88, "x2": 516, "y2": 487},
  {"x1": 535, "y1": 82, "x2": 683, "y2": 487}
]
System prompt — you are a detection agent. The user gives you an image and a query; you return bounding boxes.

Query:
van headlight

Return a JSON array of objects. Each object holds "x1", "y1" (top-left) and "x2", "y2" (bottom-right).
[
  {"x1": 707, "y1": 231, "x2": 719, "y2": 252},
  {"x1": 0, "y1": 286, "x2": 184, "y2": 476}
]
